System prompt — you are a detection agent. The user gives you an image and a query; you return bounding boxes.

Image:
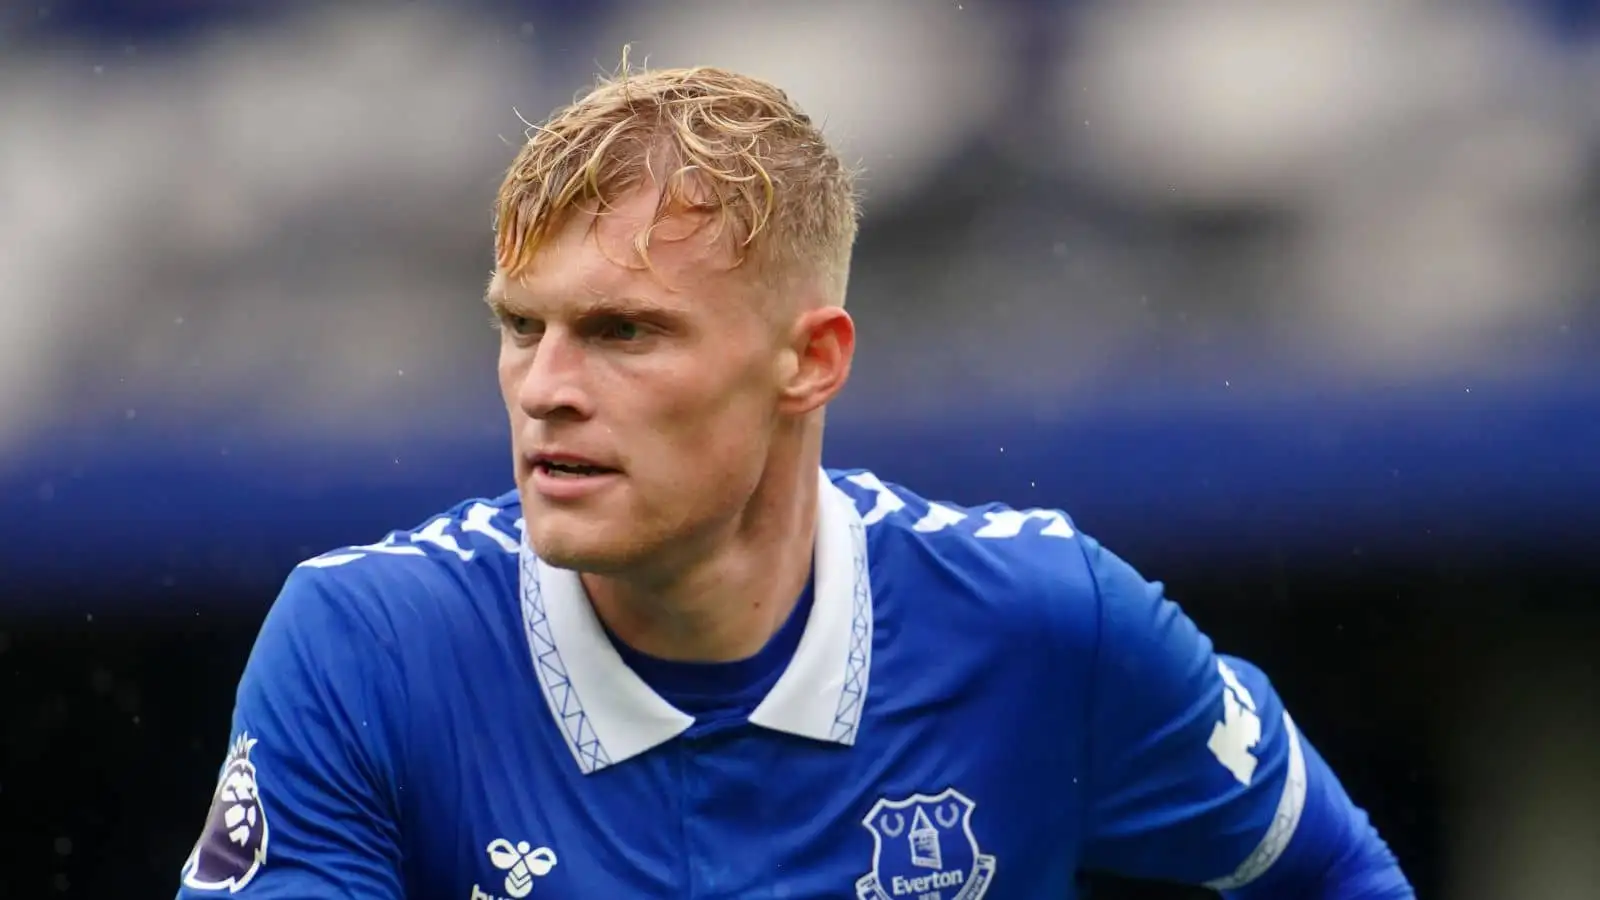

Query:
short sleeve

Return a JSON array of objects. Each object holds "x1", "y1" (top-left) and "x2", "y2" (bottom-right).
[
  {"x1": 1077, "y1": 535, "x2": 1306, "y2": 889},
  {"x1": 176, "y1": 566, "x2": 407, "y2": 898}
]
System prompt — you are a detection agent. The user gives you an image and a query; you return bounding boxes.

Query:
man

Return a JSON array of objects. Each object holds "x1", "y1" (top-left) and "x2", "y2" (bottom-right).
[{"x1": 178, "y1": 62, "x2": 1414, "y2": 898}]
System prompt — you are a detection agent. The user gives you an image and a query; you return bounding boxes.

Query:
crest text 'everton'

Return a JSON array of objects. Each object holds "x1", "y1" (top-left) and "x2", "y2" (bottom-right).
[{"x1": 856, "y1": 788, "x2": 995, "y2": 900}]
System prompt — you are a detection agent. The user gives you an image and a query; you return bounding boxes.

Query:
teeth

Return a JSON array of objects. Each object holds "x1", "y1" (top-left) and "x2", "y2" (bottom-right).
[{"x1": 543, "y1": 462, "x2": 600, "y2": 477}]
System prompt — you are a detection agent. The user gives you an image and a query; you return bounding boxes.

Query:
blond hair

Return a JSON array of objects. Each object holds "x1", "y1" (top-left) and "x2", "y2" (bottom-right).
[{"x1": 494, "y1": 52, "x2": 860, "y2": 301}]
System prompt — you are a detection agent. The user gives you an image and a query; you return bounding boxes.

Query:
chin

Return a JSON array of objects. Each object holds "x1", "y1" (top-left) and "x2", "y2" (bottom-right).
[{"x1": 524, "y1": 517, "x2": 645, "y2": 575}]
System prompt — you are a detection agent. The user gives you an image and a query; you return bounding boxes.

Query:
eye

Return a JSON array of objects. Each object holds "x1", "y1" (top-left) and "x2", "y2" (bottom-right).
[
  {"x1": 500, "y1": 311, "x2": 540, "y2": 338},
  {"x1": 598, "y1": 318, "x2": 646, "y2": 342}
]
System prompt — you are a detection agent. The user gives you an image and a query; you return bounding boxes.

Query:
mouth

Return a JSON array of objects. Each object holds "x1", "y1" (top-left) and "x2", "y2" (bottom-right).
[{"x1": 529, "y1": 454, "x2": 620, "y2": 480}]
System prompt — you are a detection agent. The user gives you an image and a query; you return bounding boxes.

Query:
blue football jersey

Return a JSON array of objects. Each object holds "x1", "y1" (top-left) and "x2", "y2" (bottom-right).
[{"x1": 175, "y1": 468, "x2": 1394, "y2": 899}]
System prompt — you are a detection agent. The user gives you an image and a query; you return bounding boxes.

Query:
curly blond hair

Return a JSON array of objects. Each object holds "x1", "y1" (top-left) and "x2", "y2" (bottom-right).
[{"x1": 493, "y1": 51, "x2": 860, "y2": 302}]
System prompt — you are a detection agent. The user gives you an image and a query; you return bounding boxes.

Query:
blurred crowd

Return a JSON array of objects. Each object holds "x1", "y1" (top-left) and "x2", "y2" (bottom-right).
[{"x1": 2, "y1": 0, "x2": 1598, "y2": 453}]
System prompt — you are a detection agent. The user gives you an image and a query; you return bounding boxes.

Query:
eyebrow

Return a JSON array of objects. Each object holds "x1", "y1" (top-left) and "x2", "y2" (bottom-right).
[
  {"x1": 483, "y1": 283, "x2": 687, "y2": 321},
  {"x1": 483, "y1": 274, "x2": 509, "y2": 315}
]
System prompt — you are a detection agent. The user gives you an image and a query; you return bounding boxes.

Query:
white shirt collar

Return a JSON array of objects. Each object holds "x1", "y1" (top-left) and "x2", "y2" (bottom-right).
[{"x1": 518, "y1": 469, "x2": 874, "y2": 774}]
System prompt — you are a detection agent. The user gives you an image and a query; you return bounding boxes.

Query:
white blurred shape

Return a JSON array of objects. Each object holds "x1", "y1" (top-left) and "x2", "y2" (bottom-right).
[
  {"x1": 1052, "y1": 0, "x2": 1589, "y2": 375},
  {"x1": 1057, "y1": 0, "x2": 1407, "y2": 206},
  {"x1": 1296, "y1": 113, "x2": 1588, "y2": 368},
  {"x1": 0, "y1": 5, "x2": 533, "y2": 450},
  {"x1": 596, "y1": 0, "x2": 1008, "y2": 207}
]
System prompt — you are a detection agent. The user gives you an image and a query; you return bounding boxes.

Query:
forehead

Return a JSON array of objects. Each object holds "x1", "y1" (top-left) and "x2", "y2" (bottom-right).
[{"x1": 492, "y1": 187, "x2": 746, "y2": 309}]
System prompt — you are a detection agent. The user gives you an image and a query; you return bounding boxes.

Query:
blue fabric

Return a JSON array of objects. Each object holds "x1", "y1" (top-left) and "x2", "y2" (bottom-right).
[
  {"x1": 1227, "y1": 732, "x2": 1413, "y2": 899},
  {"x1": 175, "y1": 474, "x2": 1414, "y2": 898}
]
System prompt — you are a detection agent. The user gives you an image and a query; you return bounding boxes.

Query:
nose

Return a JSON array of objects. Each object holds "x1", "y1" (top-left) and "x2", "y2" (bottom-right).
[{"x1": 516, "y1": 329, "x2": 592, "y2": 422}]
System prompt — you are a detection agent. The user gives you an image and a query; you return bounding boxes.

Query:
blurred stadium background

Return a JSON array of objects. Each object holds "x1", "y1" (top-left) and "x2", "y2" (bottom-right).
[{"x1": 2, "y1": 0, "x2": 1598, "y2": 896}]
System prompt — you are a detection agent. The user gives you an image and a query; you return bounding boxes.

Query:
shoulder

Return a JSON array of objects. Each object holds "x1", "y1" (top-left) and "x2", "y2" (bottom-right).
[
  {"x1": 237, "y1": 493, "x2": 529, "y2": 794},
  {"x1": 276, "y1": 490, "x2": 526, "y2": 642},
  {"x1": 825, "y1": 467, "x2": 1104, "y2": 640},
  {"x1": 294, "y1": 490, "x2": 524, "y2": 575}
]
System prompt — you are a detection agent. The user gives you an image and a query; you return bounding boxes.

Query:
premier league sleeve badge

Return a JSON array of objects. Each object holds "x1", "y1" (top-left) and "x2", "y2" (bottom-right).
[
  {"x1": 181, "y1": 732, "x2": 271, "y2": 892},
  {"x1": 856, "y1": 788, "x2": 996, "y2": 900}
]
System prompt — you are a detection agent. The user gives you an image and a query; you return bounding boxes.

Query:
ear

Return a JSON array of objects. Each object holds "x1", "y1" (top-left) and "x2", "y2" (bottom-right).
[{"x1": 775, "y1": 306, "x2": 855, "y2": 416}]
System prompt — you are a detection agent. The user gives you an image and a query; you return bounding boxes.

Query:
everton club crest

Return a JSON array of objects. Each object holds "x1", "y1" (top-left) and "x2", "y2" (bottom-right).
[
  {"x1": 181, "y1": 732, "x2": 271, "y2": 892},
  {"x1": 856, "y1": 788, "x2": 996, "y2": 900}
]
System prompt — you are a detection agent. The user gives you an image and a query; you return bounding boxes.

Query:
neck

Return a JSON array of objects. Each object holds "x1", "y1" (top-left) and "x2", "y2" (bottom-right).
[{"x1": 581, "y1": 429, "x2": 821, "y2": 663}]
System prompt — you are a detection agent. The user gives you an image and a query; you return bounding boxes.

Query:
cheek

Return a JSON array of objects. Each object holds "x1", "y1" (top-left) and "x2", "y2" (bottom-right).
[
  {"x1": 689, "y1": 379, "x2": 776, "y2": 472},
  {"x1": 498, "y1": 347, "x2": 536, "y2": 415},
  {"x1": 496, "y1": 349, "x2": 517, "y2": 401},
  {"x1": 636, "y1": 412, "x2": 766, "y2": 525},
  {"x1": 628, "y1": 362, "x2": 772, "y2": 474},
  {"x1": 663, "y1": 354, "x2": 773, "y2": 432}
]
